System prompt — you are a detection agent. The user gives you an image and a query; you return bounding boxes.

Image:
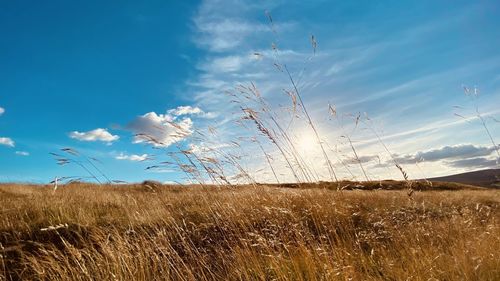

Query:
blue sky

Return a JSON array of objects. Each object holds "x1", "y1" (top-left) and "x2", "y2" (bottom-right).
[{"x1": 0, "y1": 0, "x2": 499, "y2": 183}]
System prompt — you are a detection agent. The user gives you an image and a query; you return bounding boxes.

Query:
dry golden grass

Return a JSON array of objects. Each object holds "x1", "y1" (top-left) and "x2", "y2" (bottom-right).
[{"x1": 1, "y1": 182, "x2": 499, "y2": 281}]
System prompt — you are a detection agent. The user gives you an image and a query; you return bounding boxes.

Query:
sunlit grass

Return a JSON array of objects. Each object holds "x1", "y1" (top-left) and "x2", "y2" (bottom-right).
[{"x1": 1, "y1": 182, "x2": 499, "y2": 280}]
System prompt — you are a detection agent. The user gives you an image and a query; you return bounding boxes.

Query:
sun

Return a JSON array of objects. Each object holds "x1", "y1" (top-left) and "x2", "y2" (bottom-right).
[{"x1": 297, "y1": 134, "x2": 316, "y2": 152}]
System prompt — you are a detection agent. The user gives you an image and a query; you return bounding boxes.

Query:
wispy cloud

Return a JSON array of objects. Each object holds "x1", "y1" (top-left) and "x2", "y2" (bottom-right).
[
  {"x1": 194, "y1": 19, "x2": 267, "y2": 52},
  {"x1": 192, "y1": 0, "x2": 277, "y2": 52},
  {"x1": 181, "y1": 0, "x2": 500, "y2": 181},
  {"x1": 15, "y1": 151, "x2": 29, "y2": 156},
  {"x1": 0, "y1": 106, "x2": 4, "y2": 116},
  {"x1": 69, "y1": 128, "x2": 119, "y2": 143},
  {"x1": 199, "y1": 55, "x2": 248, "y2": 73}
]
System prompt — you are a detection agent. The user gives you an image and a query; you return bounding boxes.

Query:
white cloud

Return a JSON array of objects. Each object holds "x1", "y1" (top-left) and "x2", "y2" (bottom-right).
[
  {"x1": 15, "y1": 151, "x2": 29, "y2": 156},
  {"x1": 115, "y1": 153, "x2": 150, "y2": 162},
  {"x1": 0, "y1": 108, "x2": 15, "y2": 148},
  {"x1": 128, "y1": 112, "x2": 194, "y2": 147},
  {"x1": 69, "y1": 128, "x2": 119, "y2": 143},
  {"x1": 127, "y1": 105, "x2": 211, "y2": 147},
  {"x1": 0, "y1": 137, "x2": 15, "y2": 147},
  {"x1": 168, "y1": 105, "x2": 203, "y2": 116}
]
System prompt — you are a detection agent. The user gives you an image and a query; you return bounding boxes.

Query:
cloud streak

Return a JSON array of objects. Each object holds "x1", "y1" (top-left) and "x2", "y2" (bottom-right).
[{"x1": 192, "y1": 0, "x2": 272, "y2": 53}]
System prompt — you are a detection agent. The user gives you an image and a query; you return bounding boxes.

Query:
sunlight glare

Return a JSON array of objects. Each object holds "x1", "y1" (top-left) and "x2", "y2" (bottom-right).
[{"x1": 297, "y1": 134, "x2": 316, "y2": 152}]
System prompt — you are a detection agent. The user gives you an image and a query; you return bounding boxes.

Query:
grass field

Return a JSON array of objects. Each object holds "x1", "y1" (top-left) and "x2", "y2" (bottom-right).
[{"x1": 1, "y1": 182, "x2": 499, "y2": 280}]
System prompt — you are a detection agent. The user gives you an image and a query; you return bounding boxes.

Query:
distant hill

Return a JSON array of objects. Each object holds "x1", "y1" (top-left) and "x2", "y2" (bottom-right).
[{"x1": 428, "y1": 169, "x2": 500, "y2": 188}]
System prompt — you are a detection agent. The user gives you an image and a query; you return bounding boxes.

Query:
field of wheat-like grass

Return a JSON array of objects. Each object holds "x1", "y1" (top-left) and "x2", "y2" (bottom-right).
[{"x1": 1, "y1": 182, "x2": 499, "y2": 281}]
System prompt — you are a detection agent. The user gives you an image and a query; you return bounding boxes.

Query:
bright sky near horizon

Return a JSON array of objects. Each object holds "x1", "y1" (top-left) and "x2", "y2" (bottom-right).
[{"x1": 0, "y1": 0, "x2": 499, "y2": 183}]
